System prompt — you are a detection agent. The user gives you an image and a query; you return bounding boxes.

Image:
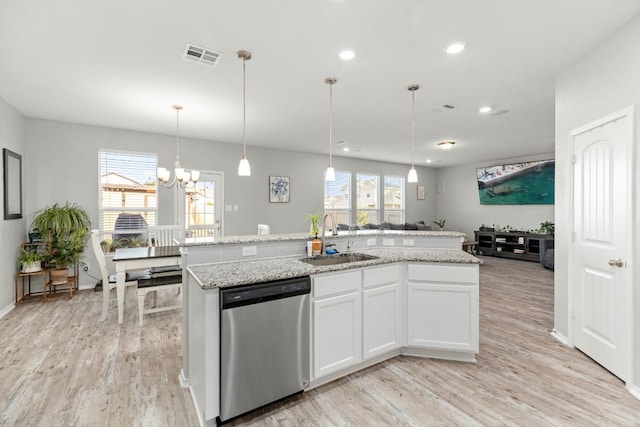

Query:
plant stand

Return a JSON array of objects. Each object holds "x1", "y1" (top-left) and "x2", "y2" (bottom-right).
[
  {"x1": 43, "y1": 263, "x2": 79, "y2": 302},
  {"x1": 15, "y1": 269, "x2": 49, "y2": 305}
]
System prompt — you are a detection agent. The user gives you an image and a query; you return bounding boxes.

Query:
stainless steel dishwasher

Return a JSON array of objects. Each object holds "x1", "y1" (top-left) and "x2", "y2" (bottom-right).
[{"x1": 218, "y1": 276, "x2": 311, "y2": 424}]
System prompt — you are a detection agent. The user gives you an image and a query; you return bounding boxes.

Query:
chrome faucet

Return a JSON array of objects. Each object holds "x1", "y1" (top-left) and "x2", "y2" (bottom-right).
[{"x1": 321, "y1": 213, "x2": 339, "y2": 254}]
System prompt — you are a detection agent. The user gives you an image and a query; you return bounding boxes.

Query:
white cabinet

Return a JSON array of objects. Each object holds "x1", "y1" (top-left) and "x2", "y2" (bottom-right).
[
  {"x1": 312, "y1": 270, "x2": 362, "y2": 379},
  {"x1": 362, "y1": 265, "x2": 403, "y2": 360},
  {"x1": 407, "y1": 264, "x2": 479, "y2": 353}
]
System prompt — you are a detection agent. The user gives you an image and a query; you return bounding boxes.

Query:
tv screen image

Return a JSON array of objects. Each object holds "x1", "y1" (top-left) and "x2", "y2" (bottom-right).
[{"x1": 476, "y1": 160, "x2": 555, "y2": 205}]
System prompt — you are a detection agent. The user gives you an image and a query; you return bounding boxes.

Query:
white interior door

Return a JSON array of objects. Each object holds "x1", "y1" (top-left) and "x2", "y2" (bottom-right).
[{"x1": 570, "y1": 106, "x2": 633, "y2": 381}]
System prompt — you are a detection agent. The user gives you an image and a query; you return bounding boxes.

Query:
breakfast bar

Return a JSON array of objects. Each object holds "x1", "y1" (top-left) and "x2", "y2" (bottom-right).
[{"x1": 178, "y1": 230, "x2": 480, "y2": 426}]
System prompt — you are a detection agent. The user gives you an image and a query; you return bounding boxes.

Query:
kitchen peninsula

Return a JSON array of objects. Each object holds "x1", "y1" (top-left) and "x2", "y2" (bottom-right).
[{"x1": 179, "y1": 230, "x2": 480, "y2": 426}]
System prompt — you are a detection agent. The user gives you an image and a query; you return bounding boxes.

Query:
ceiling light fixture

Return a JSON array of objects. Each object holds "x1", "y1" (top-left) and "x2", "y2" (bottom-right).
[
  {"x1": 157, "y1": 105, "x2": 200, "y2": 189},
  {"x1": 237, "y1": 50, "x2": 252, "y2": 176},
  {"x1": 445, "y1": 42, "x2": 465, "y2": 54},
  {"x1": 339, "y1": 49, "x2": 356, "y2": 60},
  {"x1": 438, "y1": 141, "x2": 456, "y2": 150},
  {"x1": 479, "y1": 106, "x2": 492, "y2": 113},
  {"x1": 325, "y1": 77, "x2": 337, "y2": 181},
  {"x1": 407, "y1": 84, "x2": 420, "y2": 183}
]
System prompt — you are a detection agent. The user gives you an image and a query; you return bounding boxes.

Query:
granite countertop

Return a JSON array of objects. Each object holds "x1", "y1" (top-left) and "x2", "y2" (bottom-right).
[
  {"x1": 187, "y1": 248, "x2": 480, "y2": 290},
  {"x1": 181, "y1": 229, "x2": 465, "y2": 247}
]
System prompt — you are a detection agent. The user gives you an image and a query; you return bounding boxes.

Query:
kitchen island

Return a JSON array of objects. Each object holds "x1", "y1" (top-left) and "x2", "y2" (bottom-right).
[{"x1": 179, "y1": 231, "x2": 479, "y2": 426}]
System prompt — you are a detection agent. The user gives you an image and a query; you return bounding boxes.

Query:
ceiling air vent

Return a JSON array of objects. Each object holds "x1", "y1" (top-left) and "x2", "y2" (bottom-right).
[{"x1": 183, "y1": 44, "x2": 222, "y2": 68}]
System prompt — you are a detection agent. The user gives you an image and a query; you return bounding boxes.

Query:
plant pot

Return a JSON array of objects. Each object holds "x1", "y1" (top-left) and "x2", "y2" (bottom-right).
[
  {"x1": 50, "y1": 268, "x2": 69, "y2": 285},
  {"x1": 21, "y1": 261, "x2": 42, "y2": 273}
]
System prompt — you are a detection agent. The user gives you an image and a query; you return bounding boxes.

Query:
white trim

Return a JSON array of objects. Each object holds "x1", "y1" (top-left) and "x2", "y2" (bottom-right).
[
  {"x1": 628, "y1": 384, "x2": 640, "y2": 401},
  {"x1": 0, "y1": 303, "x2": 14, "y2": 319},
  {"x1": 550, "y1": 329, "x2": 569, "y2": 346}
]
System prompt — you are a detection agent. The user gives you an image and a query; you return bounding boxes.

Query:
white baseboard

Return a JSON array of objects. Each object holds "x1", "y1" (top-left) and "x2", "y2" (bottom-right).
[
  {"x1": 628, "y1": 383, "x2": 640, "y2": 400},
  {"x1": 550, "y1": 329, "x2": 569, "y2": 346},
  {"x1": 0, "y1": 303, "x2": 14, "y2": 319}
]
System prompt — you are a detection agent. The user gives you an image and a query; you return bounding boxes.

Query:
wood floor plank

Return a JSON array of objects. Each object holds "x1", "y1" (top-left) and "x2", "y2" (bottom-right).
[{"x1": 0, "y1": 257, "x2": 638, "y2": 426}]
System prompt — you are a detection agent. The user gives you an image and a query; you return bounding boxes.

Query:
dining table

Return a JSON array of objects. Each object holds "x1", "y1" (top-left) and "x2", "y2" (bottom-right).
[{"x1": 112, "y1": 245, "x2": 182, "y2": 324}]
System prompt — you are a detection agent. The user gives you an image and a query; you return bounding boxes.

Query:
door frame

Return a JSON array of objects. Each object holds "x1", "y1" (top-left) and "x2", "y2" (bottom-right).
[{"x1": 567, "y1": 105, "x2": 635, "y2": 387}]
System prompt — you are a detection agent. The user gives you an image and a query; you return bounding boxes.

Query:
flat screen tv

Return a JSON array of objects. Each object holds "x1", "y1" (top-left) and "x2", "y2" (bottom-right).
[{"x1": 476, "y1": 160, "x2": 554, "y2": 205}]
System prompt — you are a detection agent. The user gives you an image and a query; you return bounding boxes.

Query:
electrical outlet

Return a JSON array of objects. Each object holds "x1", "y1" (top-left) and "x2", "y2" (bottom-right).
[
  {"x1": 81, "y1": 260, "x2": 90, "y2": 272},
  {"x1": 367, "y1": 238, "x2": 376, "y2": 246},
  {"x1": 403, "y1": 239, "x2": 415, "y2": 247},
  {"x1": 242, "y1": 246, "x2": 257, "y2": 256}
]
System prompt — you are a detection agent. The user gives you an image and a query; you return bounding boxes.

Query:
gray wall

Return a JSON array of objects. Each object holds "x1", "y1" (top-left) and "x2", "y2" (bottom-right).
[
  {"x1": 20, "y1": 118, "x2": 436, "y2": 290},
  {"x1": 0, "y1": 98, "x2": 26, "y2": 315},
  {"x1": 435, "y1": 153, "x2": 555, "y2": 240},
  {"x1": 555, "y1": 14, "x2": 640, "y2": 387}
]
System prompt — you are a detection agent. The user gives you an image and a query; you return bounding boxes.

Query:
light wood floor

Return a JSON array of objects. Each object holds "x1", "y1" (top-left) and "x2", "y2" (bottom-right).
[{"x1": 1, "y1": 257, "x2": 638, "y2": 426}]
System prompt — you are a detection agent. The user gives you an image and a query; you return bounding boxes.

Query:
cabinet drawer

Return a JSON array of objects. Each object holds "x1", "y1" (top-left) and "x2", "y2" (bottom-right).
[
  {"x1": 312, "y1": 270, "x2": 362, "y2": 298},
  {"x1": 363, "y1": 265, "x2": 400, "y2": 288},
  {"x1": 408, "y1": 263, "x2": 477, "y2": 284}
]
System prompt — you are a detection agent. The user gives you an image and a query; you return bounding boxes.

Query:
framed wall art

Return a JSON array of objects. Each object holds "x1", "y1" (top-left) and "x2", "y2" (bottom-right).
[
  {"x1": 417, "y1": 185, "x2": 425, "y2": 200},
  {"x1": 269, "y1": 176, "x2": 290, "y2": 203},
  {"x1": 3, "y1": 148, "x2": 22, "y2": 219}
]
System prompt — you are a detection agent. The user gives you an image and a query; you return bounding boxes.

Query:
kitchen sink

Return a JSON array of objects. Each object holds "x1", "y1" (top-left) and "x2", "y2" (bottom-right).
[{"x1": 301, "y1": 252, "x2": 379, "y2": 266}]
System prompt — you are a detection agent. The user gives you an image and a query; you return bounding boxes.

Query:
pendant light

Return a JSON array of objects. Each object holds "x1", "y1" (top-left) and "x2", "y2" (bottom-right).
[
  {"x1": 157, "y1": 105, "x2": 200, "y2": 188},
  {"x1": 237, "y1": 50, "x2": 252, "y2": 176},
  {"x1": 325, "y1": 77, "x2": 337, "y2": 181},
  {"x1": 407, "y1": 84, "x2": 420, "y2": 183}
]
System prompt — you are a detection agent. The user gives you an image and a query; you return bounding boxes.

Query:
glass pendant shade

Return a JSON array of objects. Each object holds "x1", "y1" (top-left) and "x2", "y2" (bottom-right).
[
  {"x1": 325, "y1": 166, "x2": 336, "y2": 181},
  {"x1": 238, "y1": 155, "x2": 251, "y2": 176},
  {"x1": 408, "y1": 166, "x2": 418, "y2": 183}
]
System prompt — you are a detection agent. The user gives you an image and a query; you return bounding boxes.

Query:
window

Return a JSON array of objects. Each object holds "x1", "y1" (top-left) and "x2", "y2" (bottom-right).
[
  {"x1": 383, "y1": 175, "x2": 405, "y2": 223},
  {"x1": 356, "y1": 173, "x2": 379, "y2": 226},
  {"x1": 99, "y1": 150, "x2": 158, "y2": 236},
  {"x1": 324, "y1": 171, "x2": 351, "y2": 226}
]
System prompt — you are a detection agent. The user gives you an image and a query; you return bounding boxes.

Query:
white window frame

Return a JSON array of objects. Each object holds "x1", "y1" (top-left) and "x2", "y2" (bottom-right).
[
  {"x1": 383, "y1": 175, "x2": 405, "y2": 224},
  {"x1": 324, "y1": 170, "x2": 351, "y2": 227},
  {"x1": 356, "y1": 172, "x2": 380, "y2": 226},
  {"x1": 98, "y1": 149, "x2": 158, "y2": 235}
]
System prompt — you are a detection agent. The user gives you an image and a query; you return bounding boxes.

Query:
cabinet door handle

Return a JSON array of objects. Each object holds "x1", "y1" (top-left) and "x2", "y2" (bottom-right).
[{"x1": 608, "y1": 259, "x2": 624, "y2": 268}]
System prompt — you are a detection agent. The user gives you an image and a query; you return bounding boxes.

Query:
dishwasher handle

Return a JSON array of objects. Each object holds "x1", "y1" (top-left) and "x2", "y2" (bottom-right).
[{"x1": 220, "y1": 276, "x2": 311, "y2": 309}]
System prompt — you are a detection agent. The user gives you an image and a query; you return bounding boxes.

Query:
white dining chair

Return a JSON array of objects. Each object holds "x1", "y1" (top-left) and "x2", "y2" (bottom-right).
[
  {"x1": 90, "y1": 229, "x2": 149, "y2": 321},
  {"x1": 147, "y1": 225, "x2": 184, "y2": 246},
  {"x1": 188, "y1": 224, "x2": 216, "y2": 238}
]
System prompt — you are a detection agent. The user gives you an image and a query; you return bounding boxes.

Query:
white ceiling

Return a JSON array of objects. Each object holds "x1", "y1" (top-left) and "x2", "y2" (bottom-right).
[{"x1": 1, "y1": 1, "x2": 640, "y2": 167}]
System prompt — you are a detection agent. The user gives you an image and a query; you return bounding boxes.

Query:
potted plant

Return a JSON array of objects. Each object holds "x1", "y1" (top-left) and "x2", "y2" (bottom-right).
[
  {"x1": 433, "y1": 219, "x2": 446, "y2": 230},
  {"x1": 305, "y1": 213, "x2": 320, "y2": 237},
  {"x1": 32, "y1": 202, "x2": 91, "y2": 284},
  {"x1": 539, "y1": 220, "x2": 555, "y2": 235},
  {"x1": 18, "y1": 247, "x2": 43, "y2": 273}
]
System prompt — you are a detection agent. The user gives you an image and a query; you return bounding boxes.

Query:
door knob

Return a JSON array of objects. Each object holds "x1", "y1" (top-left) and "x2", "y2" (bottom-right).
[{"x1": 608, "y1": 259, "x2": 624, "y2": 268}]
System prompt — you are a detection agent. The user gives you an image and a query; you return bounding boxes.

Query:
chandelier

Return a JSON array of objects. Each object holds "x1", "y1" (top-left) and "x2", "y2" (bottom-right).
[{"x1": 157, "y1": 105, "x2": 200, "y2": 189}]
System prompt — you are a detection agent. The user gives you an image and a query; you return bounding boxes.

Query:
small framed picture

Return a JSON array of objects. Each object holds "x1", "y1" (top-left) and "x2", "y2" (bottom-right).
[
  {"x1": 417, "y1": 185, "x2": 425, "y2": 200},
  {"x1": 269, "y1": 176, "x2": 290, "y2": 203}
]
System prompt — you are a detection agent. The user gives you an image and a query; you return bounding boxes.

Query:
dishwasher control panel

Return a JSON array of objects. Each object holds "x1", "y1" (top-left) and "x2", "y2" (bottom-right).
[{"x1": 221, "y1": 277, "x2": 311, "y2": 309}]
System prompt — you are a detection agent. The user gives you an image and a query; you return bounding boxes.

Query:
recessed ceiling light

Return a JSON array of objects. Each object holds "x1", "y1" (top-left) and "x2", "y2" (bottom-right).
[
  {"x1": 479, "y1": 106, "x2": 492, "y2": 113},
  {"x1": 445, "y1": 42, "x2": 465, "y2": 54},
  {"x1": 438, "y1": 141, "x2": 456, "y2": 150},
  {"x1": 342, "y1": 147, "x2": 350, "y2": 152},
  {"x1": 425, "y1": 159, "x2": 432, "y2": 163},
  {"x1": 339, "y1": 49, "x2": 356, "y2": 60}
]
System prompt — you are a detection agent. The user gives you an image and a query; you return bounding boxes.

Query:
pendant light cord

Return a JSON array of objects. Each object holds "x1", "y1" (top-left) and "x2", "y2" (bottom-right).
[
  {"x1": 329, "y1": 81, "x2": 333, "y2": 166},
  {"x1": 175, "y1": 106, "x2": 180, "y2": 162},
  {"x1": 242, "y1": 55, "x2": 247, "y2": 157},
  {"x1": 408, "y1": 84, "x2": 419, "y2": 168}
]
